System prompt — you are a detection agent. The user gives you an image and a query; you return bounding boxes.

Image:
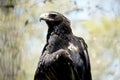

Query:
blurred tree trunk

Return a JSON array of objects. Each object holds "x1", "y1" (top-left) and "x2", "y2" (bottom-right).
[
  {"x1": 0, "y1": 0, "x2": 24, "y2": 80},
  {"x1": 0, "y1": 0, "x2": 16, "y2": 13}
]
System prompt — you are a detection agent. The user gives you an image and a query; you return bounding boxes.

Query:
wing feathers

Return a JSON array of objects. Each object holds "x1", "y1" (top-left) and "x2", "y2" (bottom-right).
[{"x1": 34, "y1": 49, "x2": 79, "y2": 80}]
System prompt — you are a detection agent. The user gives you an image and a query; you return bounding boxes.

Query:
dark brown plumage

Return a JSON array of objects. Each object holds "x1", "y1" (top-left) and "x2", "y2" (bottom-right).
[{"x1": 34, "y1": 11, "x2": 92, "y2": 80}]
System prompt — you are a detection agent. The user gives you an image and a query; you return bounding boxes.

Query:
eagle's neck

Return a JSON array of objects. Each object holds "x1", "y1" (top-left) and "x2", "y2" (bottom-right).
[{"x1": 46, "y1": 21, "x2": 72, "y2": 42}]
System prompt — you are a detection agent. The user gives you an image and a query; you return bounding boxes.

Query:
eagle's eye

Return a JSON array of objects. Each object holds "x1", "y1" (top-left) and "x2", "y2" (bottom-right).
[{"x1": 49, "y1": 13, "x2": 57, "y2": 18}]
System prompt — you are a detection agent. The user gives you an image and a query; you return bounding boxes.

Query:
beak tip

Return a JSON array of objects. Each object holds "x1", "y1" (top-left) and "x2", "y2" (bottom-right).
[{"x1": 39, "y1": 18, "x2": 42, "y2": 22}]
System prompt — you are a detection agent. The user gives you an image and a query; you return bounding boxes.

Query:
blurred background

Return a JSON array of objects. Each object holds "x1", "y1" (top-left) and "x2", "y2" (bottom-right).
[{"x1": 0, "y1": 0, "x2": 120, "y2": 80}]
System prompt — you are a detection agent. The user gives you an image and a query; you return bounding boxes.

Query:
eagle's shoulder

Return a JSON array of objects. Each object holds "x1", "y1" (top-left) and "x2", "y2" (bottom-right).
[{"x1": 75, "y1": 36, "x2": 88, "y2": 49}]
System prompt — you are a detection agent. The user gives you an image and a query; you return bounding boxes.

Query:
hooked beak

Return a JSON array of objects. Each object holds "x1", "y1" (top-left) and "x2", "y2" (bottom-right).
[
  {"x1": 40, "y1": 13, "x2": 54, "y2": 22},
  {"x1": 40, "y1": 13, "x2": 49, "y2": 21}
]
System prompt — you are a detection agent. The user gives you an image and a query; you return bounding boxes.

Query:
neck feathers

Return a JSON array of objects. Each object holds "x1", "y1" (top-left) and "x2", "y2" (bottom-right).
[{"x1": 46, "y1": 21, "x2": 72, "y2": 41}]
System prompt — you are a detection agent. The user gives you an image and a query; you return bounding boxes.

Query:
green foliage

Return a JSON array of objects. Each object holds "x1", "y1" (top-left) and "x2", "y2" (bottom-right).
[{"x1": 82, "y1": 16, "x2": 120, "y2": 79}]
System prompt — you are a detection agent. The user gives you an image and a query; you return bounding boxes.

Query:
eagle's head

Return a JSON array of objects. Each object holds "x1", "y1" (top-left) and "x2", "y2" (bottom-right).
[{"x1": 40, "y1": 11, "x2": 70, "y2": 26}]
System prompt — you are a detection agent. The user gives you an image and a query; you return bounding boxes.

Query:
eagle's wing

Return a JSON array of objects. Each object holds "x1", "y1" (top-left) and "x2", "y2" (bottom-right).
[
  {"x1": 34, "y1": 49, "x2": 80, "y2": 80},
  {"x1": 78, "y1": 38, "x2": 92, "y2": 80}
]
